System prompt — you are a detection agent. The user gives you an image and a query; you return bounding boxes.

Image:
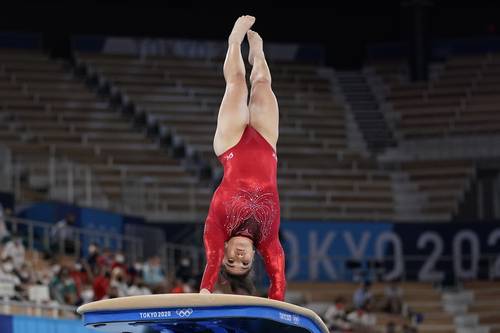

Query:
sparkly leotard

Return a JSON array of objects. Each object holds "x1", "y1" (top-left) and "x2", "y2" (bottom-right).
[{"x1": 200, "y1": 125, "x2": 285, "y2": 301}]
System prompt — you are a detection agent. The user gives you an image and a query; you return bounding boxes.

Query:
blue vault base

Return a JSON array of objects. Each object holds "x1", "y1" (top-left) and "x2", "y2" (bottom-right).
[{"x1": 78, "y1": 294, "x2": 329, "y2": 333}]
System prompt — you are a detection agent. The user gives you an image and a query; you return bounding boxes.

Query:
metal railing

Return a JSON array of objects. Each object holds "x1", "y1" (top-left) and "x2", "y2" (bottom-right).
[
  {"x1": 6, "y1": 216, "x2": 143, "y2": 262},
  {"x1": 0, "y1": 150, "x2": 108, "y2": 210},
  {"x1": 48, "y1": 158, "x2": 105, "y2": 208},
  {"x1": 120, "y1": 175, "x2": 201, "y2": 221},
  {"x1": 161, "y1": 242, "x2": 205, "y2": 277},
  {"x1": 0, "y1": 297, "x2": 77, "y2": 319},
  {"x1": 0, "y1": 144, "x2": 204, "y2": 221}
]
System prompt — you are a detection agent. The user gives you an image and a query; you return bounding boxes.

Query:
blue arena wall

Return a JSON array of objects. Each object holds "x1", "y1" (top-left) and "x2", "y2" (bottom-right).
[{"x1": 0, "y1": 315, "x2": 92, "y2": 333}]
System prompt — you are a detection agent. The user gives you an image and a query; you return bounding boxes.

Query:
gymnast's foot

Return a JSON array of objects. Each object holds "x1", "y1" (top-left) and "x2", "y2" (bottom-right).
[
  {"x1": 229, "y1": 15, "x2": 255, "y2": 45},
  {"x1": 247, "y1": 30, "x2": 264, "y2": 66}
]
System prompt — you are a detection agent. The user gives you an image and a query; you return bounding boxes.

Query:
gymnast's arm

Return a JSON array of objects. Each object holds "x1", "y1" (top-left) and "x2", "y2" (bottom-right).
[
  {"x1": 199, "y1": 219, "x2": 225, "y2": 293},
  {"x1": 259, "y1": 235, "x2": 286, "y2": 301}
]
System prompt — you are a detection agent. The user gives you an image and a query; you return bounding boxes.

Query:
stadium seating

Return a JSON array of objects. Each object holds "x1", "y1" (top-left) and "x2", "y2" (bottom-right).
[
  {"x1": 287, "y1": 281, "x2": 455, "y2": 333},
  {"x1": 463, "y1": 281, "x2": 500, "y2": 333},
  {"x1": 369, "y1": 53, "x2": 500, "y2": 140},
  {"x1": 76, "y1": 52, "x2": 395, "y2": 221},
  {"x1": 2, "y1": 48, "x2": 487, "y2": 221},
  {"x1": 0, "y1": 49, "x2": 210, "y2": 221}
]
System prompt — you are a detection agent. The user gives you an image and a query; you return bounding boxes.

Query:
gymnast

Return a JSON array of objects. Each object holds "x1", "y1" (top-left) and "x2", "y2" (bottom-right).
[{"x1": 199, "y1": 15, "x2": 285, "y2": 301}]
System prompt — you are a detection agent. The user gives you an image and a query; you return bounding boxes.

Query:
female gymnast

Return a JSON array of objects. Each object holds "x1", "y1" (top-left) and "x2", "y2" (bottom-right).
[{"x1": 199, "y1": 15, "x2": 285, "y2": 301}]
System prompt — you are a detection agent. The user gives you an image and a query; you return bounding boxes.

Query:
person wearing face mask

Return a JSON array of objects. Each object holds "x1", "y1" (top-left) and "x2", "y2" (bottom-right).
[
  {"x1": 80, "y1": 284, "x2": 94, "y2": 304},
  {"x1": 92, "y1": 266, "x2": 111, "y2": 301},
  {"x1": 142, "y1": 256, "x2": 165, "y2": 287},
  {"x1": 50, "y1": 213, "x2": 76, "y2": 254},
  {"x1": 176, "y1": 256, "x2": 194, "y2": 284},
  {"x1": 70, "y1": 261, "x2": 90, "y2": 299},
  {"x1": 111, "y1": 252, "x2": 128, "y2": 274},
  {"x1": 1, "y1": 235, "x2": 25, "y2": 270},
  {"x1": 14, "y1": 262, "x2": 33, "y2": 284},
  {"x1": 126, "y1": 276, "x2": 151, "y2": 296},
  {"x1": 324, "y1": 297, "x2": 351, "y2": 332},
  {"x1": 50, "y1": 266, "x2": 79, "y2": 305},
  {"x1": 0, "y1": 258, "x2": 21, "y2": 289},
  {"x1": 109, "y1": 267, "x2": 128, "y2": 298},
  {"x1": 85, "y1": 243, "x2": 102, "y2": 275}
]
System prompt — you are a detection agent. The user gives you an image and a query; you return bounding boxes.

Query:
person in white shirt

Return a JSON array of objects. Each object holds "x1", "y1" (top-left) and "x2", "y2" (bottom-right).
[
  {"x1": 347, "y1": 302, "x2": 377, "y2": 333},
  {"x1": 0, "y1": 258, "x2": 21, "y2": 299},
  {"x1": 127, "y1": 277, "x2": 152, "y2": 296},
  {"x1": 109, "y1": 267, "x2": 128, "y2": 298},
  {"x1": 0, "y1": 204, "x2": 10, "y2": 242},
  {"x1": 1, "y1": 236, "x2": 25, "y2": 269},
  {"x1": 384, "y1": 279, "x2": 403, "y2": 314},
  {"x1": 324, "y1": 296, "x2": 351, "y2": 332},
  {"x1": 51, "y1": 213, "x2": 76, "y2": 254}
]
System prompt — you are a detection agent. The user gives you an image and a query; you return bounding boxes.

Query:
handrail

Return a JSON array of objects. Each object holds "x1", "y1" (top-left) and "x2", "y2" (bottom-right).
[
  {"x1": 0, "y1": 143, "x2": 200, "y2": 221},
  {"x1": 5, "y1": 216, "x2": 143, "y2": 262},
  {"x1": 0, "y1": 297, "x2": 77, "y2": 319}
]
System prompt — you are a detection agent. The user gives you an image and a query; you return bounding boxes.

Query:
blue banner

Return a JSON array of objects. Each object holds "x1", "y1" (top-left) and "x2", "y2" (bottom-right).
[
  {"x1": 281, "y1": 220, "x2": 500, "y2": 282},
  {"x1": 281, "y1": 221, "x2": 393, "y2": 281},
  {"x1": 80, "y1": 208, "x2": 123, "y2": 254}
]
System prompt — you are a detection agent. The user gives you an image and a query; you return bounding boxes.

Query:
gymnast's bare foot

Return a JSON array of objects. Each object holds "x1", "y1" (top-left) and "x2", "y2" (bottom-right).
[
  {"x1": 247, "y1": 30, "x2": 264, "y2": 66},
  {"x1": 229, "y1": 15, "x2": 255, "y2": 45}
]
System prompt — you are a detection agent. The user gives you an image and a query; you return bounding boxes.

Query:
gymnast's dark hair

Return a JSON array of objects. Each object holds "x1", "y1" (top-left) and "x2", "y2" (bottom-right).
[{"x1": 220, "y1": 265, "x2": 256, "y2": 296}]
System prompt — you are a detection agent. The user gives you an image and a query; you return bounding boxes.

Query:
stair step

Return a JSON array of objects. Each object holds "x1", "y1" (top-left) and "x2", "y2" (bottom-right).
[
  {"x1": 364, "y1": 135, "x2": 395, "y2": 140},
  {"x1": 355, "y1": 117, "x2": 385, "y2": 122},
  {"x1": 349, "y1": 101, "x2": 378, "y2": 105},
  {"x1": 337, "y1": 70, "x2": 396, "y2": 154},
  {"x1": 343, "y1": 94, "x2": 375, "y2": 100}
]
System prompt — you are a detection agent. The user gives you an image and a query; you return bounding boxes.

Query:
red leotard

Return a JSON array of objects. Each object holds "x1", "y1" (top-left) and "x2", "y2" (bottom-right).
[{"x1": 200, "y1": 125, "x2": 286, "y2": 301}]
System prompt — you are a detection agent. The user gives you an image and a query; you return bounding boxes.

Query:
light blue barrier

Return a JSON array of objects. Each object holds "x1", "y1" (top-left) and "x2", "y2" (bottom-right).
[{"x1": 11, "y1": 315, "x2": 94, "y2": 333}]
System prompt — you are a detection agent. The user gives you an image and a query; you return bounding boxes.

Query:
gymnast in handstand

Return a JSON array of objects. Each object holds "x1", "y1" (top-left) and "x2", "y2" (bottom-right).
[{"x1": 199, "y1": 15, "x2": 285, "y2": 301}]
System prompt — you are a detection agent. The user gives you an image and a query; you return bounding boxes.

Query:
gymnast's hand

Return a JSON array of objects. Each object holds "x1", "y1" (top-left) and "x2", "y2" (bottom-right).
[{"x1": 199, "y1": 288, "x2": 211, "y2": 294}]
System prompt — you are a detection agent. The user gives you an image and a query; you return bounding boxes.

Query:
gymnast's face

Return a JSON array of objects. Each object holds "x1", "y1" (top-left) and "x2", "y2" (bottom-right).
[{"x1": 223, "y1": 236, "x2": 255, "y2": 275}]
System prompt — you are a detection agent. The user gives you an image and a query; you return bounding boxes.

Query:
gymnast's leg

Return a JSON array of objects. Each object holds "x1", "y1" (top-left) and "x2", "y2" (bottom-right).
[
  {"x1": 247, "y1": 30, "x2": 279, "y2": 151},
  {"x1": 213, "y1": 15, "x2": 255, "y2": 157}
]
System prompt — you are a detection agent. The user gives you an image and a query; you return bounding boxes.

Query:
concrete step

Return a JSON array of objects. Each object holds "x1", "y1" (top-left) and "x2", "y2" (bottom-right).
[
  {"x1": 457, "y1": 327, "x2": 491, "y2": 333},
  {"x1": 455, "y1": 314, "x2": 479, "y2": 328}
]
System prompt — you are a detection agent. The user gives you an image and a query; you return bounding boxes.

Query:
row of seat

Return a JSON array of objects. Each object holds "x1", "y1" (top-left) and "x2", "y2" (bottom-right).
[
  {"x1": 0, "y1": 49, "x2": 210, "y2": 220},
  {"x1": 77, "y1": 51, "x2": 397, "y2": 220},
  {"x1": 463, "y1": 281, "x2": 500, "y2": 330},
  {"x1": 287, "y1": 281, "x2": 456, "y2": 333},
  {"x1": 0, "y1": 48, "x2": 481, "y2": 221},
  {"x1": 371, "y1": 54, "x2": 500, "y2": 140}
]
